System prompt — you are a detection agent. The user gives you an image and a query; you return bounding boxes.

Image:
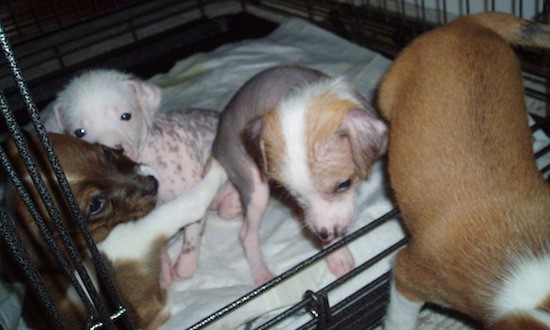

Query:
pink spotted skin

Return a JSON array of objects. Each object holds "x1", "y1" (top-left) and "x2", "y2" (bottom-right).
[{"x1": 137, "y1": 109, "x2": 217, "y2": 203}]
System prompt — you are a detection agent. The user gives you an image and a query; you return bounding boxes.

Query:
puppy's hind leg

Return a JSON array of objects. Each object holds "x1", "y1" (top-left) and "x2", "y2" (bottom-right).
[
  {"x1": 174, "y1": 217, "x2": 205, "y2": 278},
  {"x1": 384, "y1": 249, "x2": 424, "y2": 330}
]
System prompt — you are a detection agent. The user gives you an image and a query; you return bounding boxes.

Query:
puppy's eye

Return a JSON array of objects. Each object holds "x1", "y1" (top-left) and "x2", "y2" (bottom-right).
[
  {"x1": 121, "y1": 113, "x2": 132, "y2": 121},
  {"x1": 335, "y1": 179, "x2": 352, "y2": 193},
  {"x1": 74, "y1": 128, "x2": 86, "y2": 138},
  {"x1": 88, "y1": 198, "x2": 106, "y2": 215}
]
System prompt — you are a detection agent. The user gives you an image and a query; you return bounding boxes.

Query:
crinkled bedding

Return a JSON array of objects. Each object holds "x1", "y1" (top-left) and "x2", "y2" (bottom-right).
[{"x1": 2, "y1": 16, "x2": 548, "y2": 330}]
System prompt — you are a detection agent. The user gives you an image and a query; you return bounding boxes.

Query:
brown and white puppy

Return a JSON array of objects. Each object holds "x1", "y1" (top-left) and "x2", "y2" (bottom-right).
[
  {"x1": 378, "y1": 13, "x2": 550, "y2": 329},
  {"x1": 213, "y1": 65, "x2": 388, "y2": 284},
  {"x1": 1, "y1": 133, "x2": 228, "y2": 329}
]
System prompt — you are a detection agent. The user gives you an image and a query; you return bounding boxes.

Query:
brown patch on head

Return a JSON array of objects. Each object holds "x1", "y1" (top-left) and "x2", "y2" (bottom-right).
[
  {"x1": 306, "y1": 91, "x2": 357, "y2": 145},
  {"x1": 305, "y1": 91, "x2": 360, "y2": 195},
  {"x1": 262, "y1": 108, "x2": 287, "y2": 181}
]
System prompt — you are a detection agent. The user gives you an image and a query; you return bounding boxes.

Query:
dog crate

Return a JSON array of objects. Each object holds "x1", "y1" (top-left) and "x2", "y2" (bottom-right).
[{"x1": 1, "y1": 1, "x2": 549, "y2": 329}]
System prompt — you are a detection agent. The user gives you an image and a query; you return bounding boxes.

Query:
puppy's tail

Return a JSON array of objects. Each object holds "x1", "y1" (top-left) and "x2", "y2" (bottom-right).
[{"x1": 464, "y1": 12, "x2": 550, "y2": 48}]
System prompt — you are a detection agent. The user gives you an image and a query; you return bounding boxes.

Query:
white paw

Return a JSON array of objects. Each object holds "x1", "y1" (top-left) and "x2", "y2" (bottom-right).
[
  {"x1": 205, "y1": 159, "x2": 228, "y2": 186},
  {"x1": 325, "y1": 247, "x2": 355, "y2": 277},
  {"x1": 138, "y1": 164, "x2": 160, "y2": 180}
]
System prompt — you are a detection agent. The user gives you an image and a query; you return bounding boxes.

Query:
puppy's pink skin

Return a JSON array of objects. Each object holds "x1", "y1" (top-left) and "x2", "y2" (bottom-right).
[{"x1": 213, "y1": 65, "x2": 387, "y2": 284}]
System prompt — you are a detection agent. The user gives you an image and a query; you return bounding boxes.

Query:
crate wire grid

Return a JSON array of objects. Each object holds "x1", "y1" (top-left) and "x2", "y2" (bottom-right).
[
  {"x1": 0, "y1": 1, "x2": 549, "y2": 329},
  {"x1": 0, "y1": 23, "x2": 136, "y2": 329}
]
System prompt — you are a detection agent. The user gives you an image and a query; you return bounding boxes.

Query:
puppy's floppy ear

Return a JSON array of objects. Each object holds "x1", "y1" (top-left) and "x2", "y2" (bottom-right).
[
  {"x1": 338, "y1": 106, "x2": 388, "y2": 179},
  {"x1": 241, "y1": 116, "x2": 268, "y2": 173},
  {"x1": 125, "y1": 79, "x2": 162, "y2": 128},
  {"x1": 44, "y1": 102, "x2": 67, "y2": 134}
]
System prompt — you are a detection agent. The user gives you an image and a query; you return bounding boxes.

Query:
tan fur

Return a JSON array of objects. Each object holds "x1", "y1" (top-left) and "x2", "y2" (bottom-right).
[
  {"x1": 1, "y1": 133, "x2": 167, "y2": 329},
  {"x1": 110, "y1": 238, "x2": 170, "y2": 330},
  {"x1": 378, "y1": 12, "x2": 550, "y2": 327},
  {"x1": 263, "y1": 92, "x2": 362, "y2": 195},
  {"x1": 306, "y1": 93, "x2": 359, "y2": 193},
  {"x1": 490, "y1": 313, "x2": 550, "y2": 330},
  {"x1": 306, "y1": 92, "x2": 356, "y2": 146},
  {"x1": 262, "y1": 108, "x2": 286, "y2": 181}
]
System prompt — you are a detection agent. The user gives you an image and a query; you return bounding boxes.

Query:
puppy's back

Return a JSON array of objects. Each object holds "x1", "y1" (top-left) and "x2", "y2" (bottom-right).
[
  {"x1": 378, "y1": 13, "x2": 549, "y2": 222},
  {"x1": 378, "y1": 12, "x2": 550, "y2": 324}
]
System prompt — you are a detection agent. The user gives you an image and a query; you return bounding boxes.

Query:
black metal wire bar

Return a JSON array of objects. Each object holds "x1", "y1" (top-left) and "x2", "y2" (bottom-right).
[
  {"x1": 322, "y1": 237, "x2": 405, "y2": 295},
  {"x1": 536, "y1": 144, "x2": 550, "y2": 159},
  {"x1": 257, "y1": 237, "x2": 407, "y2": 330},
  {"x1": 70, "y1": 0, "x2": 82, "y2": 21},
  {"x1": 0, "y1": 23, "x2": 132, "y2": 329},
  {"x1": 443, "y1": 0, "x2": 448, "y2": 24},
  {"x1": 28, "y1": 0, "x2": 43, "y2": 34},
  {"x1": 187, "y1": 208, "x2": 400, "y2": 330},
  {"x1": 421, "y1": 0, "x2": 426, "y2": 30},
  {"x1": 327, "y1": 271, "x2": 392, "y2": 319},
  {"x1": 0, "y1": 93, "x2": 103, "y2": 322},
  {"x1": 0, "y1": 205, "x2": 69, "y2": 330},
  {"x1": 0, "y1": 56, "x2": 109, "y2": 330},
  {"x1": 92, "y1": 0, "x2": 100, "y2": 14},
  {"x1": 296, "y1": 271, "x2": 392, "y2": 330},
  {"x1": 4, "y1": 1, "x2": 23, "y2": 39},
  {"x1": 540, "y1": 162, "x2": 550, "y2": 175},
  {"x1": 51, "y1": 0, "x2": 64, "y2": 27},
  {"x1": 519, "y1": 0, "x2": 524, "y2": 17}
]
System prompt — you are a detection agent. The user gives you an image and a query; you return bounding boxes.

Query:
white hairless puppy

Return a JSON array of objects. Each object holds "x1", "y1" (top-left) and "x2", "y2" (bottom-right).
[{"x1": 42, "y1": 69, "x2": 241, "y2": 285}]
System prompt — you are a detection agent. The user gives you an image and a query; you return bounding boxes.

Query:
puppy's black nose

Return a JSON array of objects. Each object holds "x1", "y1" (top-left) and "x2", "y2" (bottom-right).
[
  {"x1": 143, "y1": 175, "x2": 159, "y2": 196},
  {"x1": 319, "y1": 228, "x2": 329, "y2": 241}
]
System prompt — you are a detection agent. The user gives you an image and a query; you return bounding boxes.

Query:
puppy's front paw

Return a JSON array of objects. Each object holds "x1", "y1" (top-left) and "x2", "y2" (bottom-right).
[
  {"x1": 201, "y1": 159, "x2": 228, "y2": 193},
  {"x1": 325, "y1": 246, "x2": 355, "y2": 277},
  {"x1": 138, "y1": 164, "x2": 160, "y2": 180},
  {"x1": 252, "y1": 268, "x2": 275, "y2": 286}
]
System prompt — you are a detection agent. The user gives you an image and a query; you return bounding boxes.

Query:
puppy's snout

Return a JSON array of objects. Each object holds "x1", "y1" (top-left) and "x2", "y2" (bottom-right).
[
  {"x1": 142, "y1": 176, "x2": 159, "y2": 196},
  {"x1": 319, "y1": 228, "x2": 329, "y2": 241},
  {"x1": 318, "y1": 227, "x2": 336, "y2": 243}
]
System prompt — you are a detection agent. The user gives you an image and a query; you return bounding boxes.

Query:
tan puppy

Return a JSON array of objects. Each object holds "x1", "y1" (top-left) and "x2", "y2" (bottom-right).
[
  {"x1": 378, "y1": 13, "x2": 550, "y2": 329},
  {"x1": 1, "y1": 134, "x2": 228, "y2": 329}
]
